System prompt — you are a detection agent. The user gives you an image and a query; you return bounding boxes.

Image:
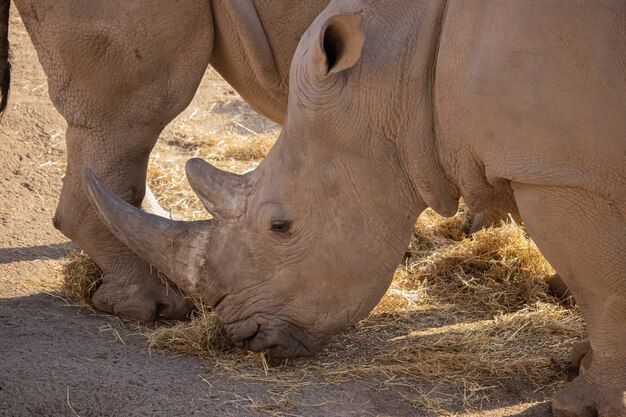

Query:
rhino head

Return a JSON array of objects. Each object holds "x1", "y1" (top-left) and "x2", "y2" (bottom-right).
[{"x1": 84, "y1": 1, "x2": 458, "y2": 358}]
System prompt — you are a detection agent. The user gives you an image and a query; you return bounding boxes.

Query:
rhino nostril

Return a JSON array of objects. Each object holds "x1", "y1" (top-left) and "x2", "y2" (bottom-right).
[
  {"x1": 242, "y1": 324, "x2": 261, "y2": 350},
  {"x1": 156, "y1": 302, "x2": 169, "y2": 318}
]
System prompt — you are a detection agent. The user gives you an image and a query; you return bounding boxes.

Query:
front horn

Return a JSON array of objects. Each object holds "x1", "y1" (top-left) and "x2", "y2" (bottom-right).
[{"x1": 82, "y1": 168, "x2": 212, "y2": 295}]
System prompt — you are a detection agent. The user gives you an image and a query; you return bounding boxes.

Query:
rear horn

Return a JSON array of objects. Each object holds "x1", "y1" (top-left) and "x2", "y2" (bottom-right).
[{"x1": 185, "y1": 158, "x2": 248, "y2": 221}]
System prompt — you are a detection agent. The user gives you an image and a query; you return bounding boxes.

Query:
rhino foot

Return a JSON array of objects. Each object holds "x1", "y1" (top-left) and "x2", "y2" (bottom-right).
[
  {"x1": 571, "y1": 339, "x2": 593, "y2": 375},
  {"x1": 553, "y1": 372, "x2": 626, "y2": 417},
  {"x1": 93, "y1": 269, "x2": 192, "y2": 322}
]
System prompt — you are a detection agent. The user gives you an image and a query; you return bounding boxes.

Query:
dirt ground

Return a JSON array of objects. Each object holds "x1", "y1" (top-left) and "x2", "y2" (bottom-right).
[{"x1": 0, "y1": 10, "x2": 565, "y2": 417}]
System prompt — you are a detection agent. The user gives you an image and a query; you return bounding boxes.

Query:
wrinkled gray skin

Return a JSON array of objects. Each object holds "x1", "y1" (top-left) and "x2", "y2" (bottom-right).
[
  {"x1": 6, "y1": 0, "x2": 329, "y2": 321},
  {"x1": 86, "y1": 0, "x2": 626, "y2": 415}
]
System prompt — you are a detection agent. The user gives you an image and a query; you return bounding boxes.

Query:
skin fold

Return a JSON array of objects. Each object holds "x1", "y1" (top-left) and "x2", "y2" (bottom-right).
[
  {"x1": 84, "y1": 0, "x2": 625, "y2": 415},
  {"x1": 2, "y1": 0, "x2": 330, "y2": 321}
]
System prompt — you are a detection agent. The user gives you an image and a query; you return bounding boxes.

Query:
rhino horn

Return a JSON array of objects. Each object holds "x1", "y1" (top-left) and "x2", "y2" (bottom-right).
[
  {"x1": 82, "y1": 168, "x2": 212, "y2": 295},
  {"x1": 185, "y1": 158, "x2": 247, "y2": 221}
]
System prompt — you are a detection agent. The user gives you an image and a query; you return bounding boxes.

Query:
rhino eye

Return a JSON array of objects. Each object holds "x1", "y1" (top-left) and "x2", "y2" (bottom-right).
[{"x1": 270, "y1": 220, "x2": 291, "y2": 234}]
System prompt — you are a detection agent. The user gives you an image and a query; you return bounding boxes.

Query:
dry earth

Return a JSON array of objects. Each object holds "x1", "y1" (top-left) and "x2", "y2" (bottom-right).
[{"x1": 1, "y1": 9, "x2": 581, "y2": 417}]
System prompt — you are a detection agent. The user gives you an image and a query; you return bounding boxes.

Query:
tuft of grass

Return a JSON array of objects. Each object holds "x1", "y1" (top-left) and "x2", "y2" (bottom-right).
[
  {"x1": 145, "y1": 300, "x2": 232, "y2": 357},
  {"x1": 61, "y1": 249, "x2": 102, "y2": 306}
]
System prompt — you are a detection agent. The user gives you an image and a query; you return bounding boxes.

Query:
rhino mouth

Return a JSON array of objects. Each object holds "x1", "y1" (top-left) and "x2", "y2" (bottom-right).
[{"x1": 226, "y1": 317, "x2": 317, "y2": 358}]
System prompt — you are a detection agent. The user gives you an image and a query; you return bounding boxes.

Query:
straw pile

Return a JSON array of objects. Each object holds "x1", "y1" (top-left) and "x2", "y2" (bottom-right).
[
  {"x1": 61, "y1": 83, "x2": 585, "y2": 414},
  {"x1": 61, "y1": 249, "x2": 102, "y2": 306}
]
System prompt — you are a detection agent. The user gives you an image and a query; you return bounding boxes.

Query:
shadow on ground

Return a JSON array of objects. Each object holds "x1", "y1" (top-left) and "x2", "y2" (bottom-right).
[
  {"x1": 0, "y1": 294, "x2": 426, "y2": 417},
  {"x1": 0, "y1": 293, "x2": 557, "y2": 417},
  {"x1": 0, "y1": 242, "x2": 76, "y2": 264}
]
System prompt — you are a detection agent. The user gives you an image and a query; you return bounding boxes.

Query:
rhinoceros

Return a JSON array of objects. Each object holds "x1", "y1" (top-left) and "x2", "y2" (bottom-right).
[
  {"x1": 0, "y1": 0, "x2": 332, "y2": 321},
  {"x1": 84, "y1": 0, "x2": 626, "y2": 415}
]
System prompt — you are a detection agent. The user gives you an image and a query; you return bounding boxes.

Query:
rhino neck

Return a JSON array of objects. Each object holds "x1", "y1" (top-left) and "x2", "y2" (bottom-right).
[
  {"x1": 209, "y1": 0, "x2": 330, "y2": 124},
  {"x1": 390, "y1": 0, "x2": 459, "y2": 217}
]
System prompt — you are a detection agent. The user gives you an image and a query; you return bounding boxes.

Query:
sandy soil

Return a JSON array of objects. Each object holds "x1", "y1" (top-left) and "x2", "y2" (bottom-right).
[{"x1": 0, "y1": 9, "x2": 558, "y2": 417}]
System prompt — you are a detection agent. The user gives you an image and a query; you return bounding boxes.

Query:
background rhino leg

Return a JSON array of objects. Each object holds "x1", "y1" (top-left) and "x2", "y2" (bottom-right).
[
  {"x1": 142, "y1": 185, "x2": 171, "y2": 219},
  {"x1": 14, "y1": 0, "x2": 214, "y2": 321},
  {"x1": 512, "y1": 183, "x2": 626, "y2": 417}
]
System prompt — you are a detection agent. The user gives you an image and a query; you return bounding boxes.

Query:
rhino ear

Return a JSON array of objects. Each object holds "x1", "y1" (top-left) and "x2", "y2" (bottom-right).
[{"x1": 314, "y1": 13, "x2": 365, "y2": 76}]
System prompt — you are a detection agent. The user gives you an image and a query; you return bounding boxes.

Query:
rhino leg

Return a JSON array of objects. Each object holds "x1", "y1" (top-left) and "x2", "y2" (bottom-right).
[
  {"x1": 15, "y1": 1, "x2": 214, "y2": 321},
  {"x1": 141, "y1": 185, "x2": 172, "y2": 219},
  {"x1": 513, "y1": 183, "x2": 626, "y2": 417}
]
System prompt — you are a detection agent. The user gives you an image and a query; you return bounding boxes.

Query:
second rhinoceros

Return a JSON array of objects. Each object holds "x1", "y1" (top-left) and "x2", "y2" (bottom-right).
[
  {"x1": 85, "y1": 0, "x2": 625, "y2": 415},
  {"x1": 1, "y1": 0, "x2": 330, "y2": 320}
]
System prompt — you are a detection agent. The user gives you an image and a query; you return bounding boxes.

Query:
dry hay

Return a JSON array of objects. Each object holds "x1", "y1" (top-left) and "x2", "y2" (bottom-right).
[
  {"x1": 61, "y1": 249, "x2": 102, "y2": 306},
  {"x1": 60, "y1": 91, "x2": 585, "y2": 415},
  {"x1": 146, "y1": 300, "x2": 232, "y2": 357}
]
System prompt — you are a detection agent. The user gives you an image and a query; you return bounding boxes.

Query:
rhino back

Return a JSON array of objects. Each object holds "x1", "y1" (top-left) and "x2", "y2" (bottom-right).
[{"x1": 435, "y1": 0, "x2": 626, "y2": 204}]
